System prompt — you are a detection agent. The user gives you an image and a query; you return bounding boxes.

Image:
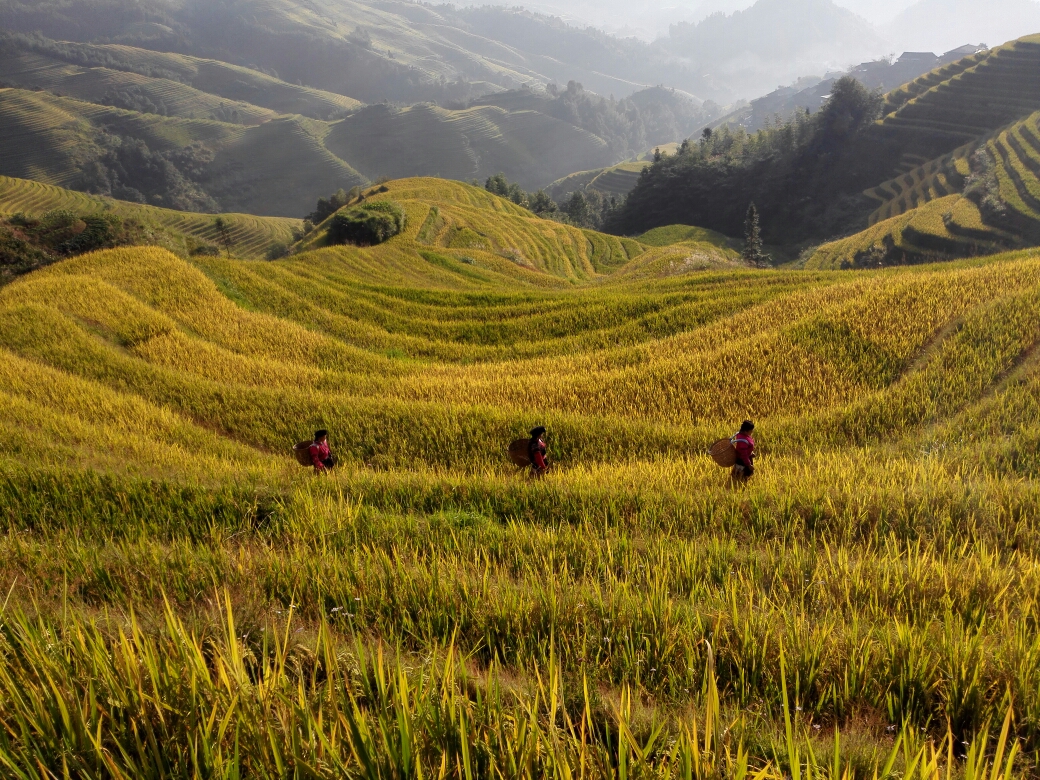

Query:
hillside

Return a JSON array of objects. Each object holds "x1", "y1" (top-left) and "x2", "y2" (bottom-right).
[
  {"x1": 878, "y1": 34, "x2": 1040, "y2": 160},
  {"x1": 0, "y1": 35, "x2": 362, "y2": 122},
  {"x1": 613, "y1": 34, "x2": 1040, "y2": 264},
  {"x1": 1, "y1": 173, "x2": 1040, "y2": 773},
  {"x1": 808, "y1": 109, "x2": 1040, "y2": 267},
  {"x1": 0, "y1": 83, "x2": 631, "y2": 216},
  {"x1": 0, "y1": 174, "x2": 301, "y2": 264},
  {"x1": 0, "y1": 28, "x2": 725, "y2": 215},
  {"x1": 0, "y1": 0, "x2": 727, "y2": 103}
]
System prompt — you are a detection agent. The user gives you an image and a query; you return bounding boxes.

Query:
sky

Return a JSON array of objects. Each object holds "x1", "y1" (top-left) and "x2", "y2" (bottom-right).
[{"x1": 446, "y1": 0, "x2": 1038, "y2": 53}]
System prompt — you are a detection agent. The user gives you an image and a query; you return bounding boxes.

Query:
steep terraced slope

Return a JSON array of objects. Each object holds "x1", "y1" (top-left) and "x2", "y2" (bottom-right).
[
  {"x1": 879, "y1": 35, "x2": 1040, "y2": 161},
  {"x1": 0, "y1": 175, "x2": 301, "y2": 260},
  {"x1": 809, "y1": 113, "x2": 1040, "y2": 268}
]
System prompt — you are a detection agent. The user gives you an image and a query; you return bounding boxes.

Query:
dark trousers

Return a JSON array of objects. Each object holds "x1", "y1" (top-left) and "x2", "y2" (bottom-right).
[{"x1": 732, "y1": 460, "x2": 754, "y2": 479}]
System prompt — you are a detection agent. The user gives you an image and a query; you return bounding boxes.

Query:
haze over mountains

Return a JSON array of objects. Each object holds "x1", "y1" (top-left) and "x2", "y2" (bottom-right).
[
  {"x1": 5, "y1": 0, "x2": 1037, "y2": 108},
  {"x1": 3, "y1": 0, "x2": 1040, "y2": 221}
]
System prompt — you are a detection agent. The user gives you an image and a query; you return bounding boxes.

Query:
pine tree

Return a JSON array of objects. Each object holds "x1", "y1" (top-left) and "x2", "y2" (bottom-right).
[
  {"x1": 213, "y1": 216, "x2": 234, "y2": 259},
  {"x1": 742, "y1": 202, "x2": 769, "y2": 266}
]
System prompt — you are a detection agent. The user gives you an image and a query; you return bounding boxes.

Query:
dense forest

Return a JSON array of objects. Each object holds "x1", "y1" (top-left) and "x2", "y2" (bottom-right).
[{"x1": 608, "y1": 78, "x2": 904, "y2": 245}]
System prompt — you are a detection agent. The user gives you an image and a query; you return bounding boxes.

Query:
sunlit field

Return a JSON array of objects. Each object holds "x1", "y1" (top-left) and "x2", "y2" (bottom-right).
[{"x1": 1, "y1": 180, "x2": 1039, "y2": 777}]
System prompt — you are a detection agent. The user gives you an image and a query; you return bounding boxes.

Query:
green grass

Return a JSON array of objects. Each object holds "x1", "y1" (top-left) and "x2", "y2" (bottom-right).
[{"x1": 2, "y1": 177, "x2": 1040, "y2": 775}]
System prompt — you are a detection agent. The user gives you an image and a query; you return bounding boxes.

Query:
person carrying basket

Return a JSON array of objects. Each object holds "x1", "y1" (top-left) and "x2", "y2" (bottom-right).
[
  {"x1": 731, "y1": 420, "x2": 755, "y2": 480},
  {"x1": 292, "y1": 429, "x2": 336, "y2": 474},
  {"x1": 707, "y1": 420, "x2": 756, "y2": 481},
  {"x1": 507, "y1": 426, "x2": 551, "y2": 477},
  {"x1": 528, "y1": 426, "x2": 549, "y2": 477}
]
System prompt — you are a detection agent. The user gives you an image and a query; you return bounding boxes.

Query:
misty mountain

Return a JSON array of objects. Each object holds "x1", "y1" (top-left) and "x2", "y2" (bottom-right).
[
  {"x1": 883, "y1": 0, "x2": 1040, "y2": 53},
  {"x1": 832, "y1": 0, "x2": 915, "y2": 25},
  {"x1": 665, "y1": 0, "x2": 890, "y2": 97},
  {"x1": 0, "y1": 0, "x2": 723, "y2": 103}
]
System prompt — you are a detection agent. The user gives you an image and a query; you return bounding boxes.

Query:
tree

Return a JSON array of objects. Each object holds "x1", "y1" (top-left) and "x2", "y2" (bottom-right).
[
  {"x1": 565, "y1": 191, "x2": 596, "y2": 229},
  {"x1": 213, "y1": 216, "x2": 234, "y2": 259},
  {"x1": 308, "y1": 189, "x2": 351, "y2": 224},
  {"x1": 529, "y1": 190, "x2": 558, "y2": 216},
  {"x1": 815, "y1": 76, "x2": 883, "y2": 149},
  {"x1": 742, "y1": 203, "x2": 769, "y2": 266}
]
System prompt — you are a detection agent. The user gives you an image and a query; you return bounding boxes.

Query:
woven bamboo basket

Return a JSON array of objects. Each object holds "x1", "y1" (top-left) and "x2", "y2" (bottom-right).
[
  {"x1": 708, "y1": 438, "x2": 737, "y2": 467},
  {"x1": 293, "y1": 441, "x2": 314, "y2": 466},
  {"x1": 508, "y1": 438, "x2": 532, "y2": 467}
]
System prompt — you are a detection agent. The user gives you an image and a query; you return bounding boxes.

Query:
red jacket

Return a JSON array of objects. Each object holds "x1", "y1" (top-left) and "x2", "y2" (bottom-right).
[
  {"x1": 732, "y1": 432, "x2": 755, "y2": 468},
  {"x1": 309, "y1": 440, "x2": 331, "y2": 471},
  {"x1": 530, "y1": 438, "x2": 547, "y2": 472}
]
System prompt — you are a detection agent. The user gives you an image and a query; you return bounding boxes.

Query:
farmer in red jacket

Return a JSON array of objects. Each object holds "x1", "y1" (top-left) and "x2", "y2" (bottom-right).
[
  {"x1": 732, "y1": 420, "x2": 755, "y2": 480},
  {"x1": 309, "y1": 429, "x2": 335, "y2": 474},
  {"x1": 528, "y1": 426, "x2": 549, "y2": 477}
]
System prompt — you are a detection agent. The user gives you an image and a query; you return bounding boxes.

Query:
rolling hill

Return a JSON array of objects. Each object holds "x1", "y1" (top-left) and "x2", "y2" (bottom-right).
[
  {"x1": 0, "y1": 29, "x2": 720, "y2": 216},
  {"x1": 1, "y1": 174, "x2": 1040, "y2": 775},
  {"x1": 0, "y1": 36, "x2": 362, "y2": 122},
  {"x1": 0, "y1": 174, "x2": 302, "y2": 260},
  {"x1": 0, "y1": 83, "x2": 628, "y2": 216},
  {"x1": 0, "y1": 0, "x2": 727, "y2": 103}
]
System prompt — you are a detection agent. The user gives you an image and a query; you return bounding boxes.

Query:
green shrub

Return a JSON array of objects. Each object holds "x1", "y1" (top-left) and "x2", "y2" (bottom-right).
[{"x1": 327, "y1": 201, "x2": 405, "y2": 246}]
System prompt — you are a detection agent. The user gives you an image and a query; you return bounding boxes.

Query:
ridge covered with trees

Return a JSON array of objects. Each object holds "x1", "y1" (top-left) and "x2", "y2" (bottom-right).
[{"x1": 611, "y1": 34, "x2": 1040, "y2": 265}]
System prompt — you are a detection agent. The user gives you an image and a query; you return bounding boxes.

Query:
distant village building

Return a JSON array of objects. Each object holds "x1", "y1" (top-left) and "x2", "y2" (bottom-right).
[{"x1": 742, "y1": 44, "x2": 989, "y2": 131}]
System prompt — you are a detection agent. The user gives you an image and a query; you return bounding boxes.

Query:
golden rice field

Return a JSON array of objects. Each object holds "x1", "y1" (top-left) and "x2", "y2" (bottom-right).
[{"x1": 3, "y1": 178, "x2": 1040, "y2": 777}]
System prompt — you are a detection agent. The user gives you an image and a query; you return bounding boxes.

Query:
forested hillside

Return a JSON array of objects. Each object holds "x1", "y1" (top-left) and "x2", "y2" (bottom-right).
[{"x1": 612, "y1": 34, "x2": 1040, "y2": 264}]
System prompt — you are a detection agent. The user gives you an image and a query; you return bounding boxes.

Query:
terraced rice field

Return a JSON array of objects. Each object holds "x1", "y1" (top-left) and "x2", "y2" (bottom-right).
[
  {"x1": 865, "y1": 144, "x2": 973, "y2": 224},
  {"x1": 586, "y1": 161, "x2": 648, "y2": 198},
  {"x1": 300, "y1": 178, "x2": 651, "y2": 283},
  {"x1": 209, "y1": 116, "x2": 367, "y2": 216},
  {"x1": 0, "y1": 51, "x2": 276, "y2": 124},
  {"x1": 0, "y1": 175, "x2": 301, "y2": 259},
  {"x1": 0, "y1": 40, "x2": 363, "y2": 116},
  {"x1": 2, "y1": 178, "x2": 1040, "y2": 776},
  {"x1": 808, "y1": 195, "x2": 1011, "y2": 269},
  {"x1": 0, "y1": 88, "x2": 98, "y2": 186},
  {"x1": 879, "y1": 36, "x2": 1040, "y2": 157},
  {"x1": 816, "y1": 110, "x2": 1040, "y2": 269}
]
